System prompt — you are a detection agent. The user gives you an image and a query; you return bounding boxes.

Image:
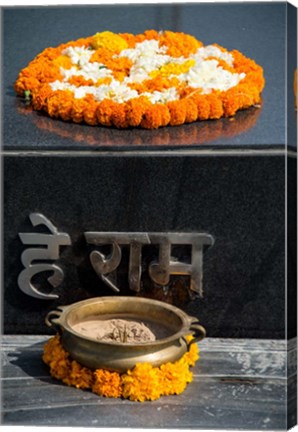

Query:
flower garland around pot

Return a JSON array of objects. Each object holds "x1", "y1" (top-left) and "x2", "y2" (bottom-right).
[{"x1": 43, "y1": 334, "x2": 200, "y2": 402}]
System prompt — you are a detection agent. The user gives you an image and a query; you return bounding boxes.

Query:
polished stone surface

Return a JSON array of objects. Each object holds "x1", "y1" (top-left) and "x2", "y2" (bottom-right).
[
  {"x1": 2, "y1": 2, "x2": 289, "y2": 150},
  {"x1": 1, "y1": 335, "x2": 296, "y2": 429}
]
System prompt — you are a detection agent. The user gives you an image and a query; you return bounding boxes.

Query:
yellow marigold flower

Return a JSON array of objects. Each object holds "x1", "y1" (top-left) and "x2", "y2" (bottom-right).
[
  {"x1": 150, "y1": 59, "x2": 195, "y2": 79},
  {"x1": 91, "y1": 31, "x2": 128, "y2": 53},
  {"x1": 64, "y1": 360, "x2": 93, "y2": 389},
  {"x1": 92, "y1": 369, "x2": 122, "y2": 398},
  {"x1": 52, "y1": 55, "x2": 72, "y2": 69},
  {"x1": 159, "y1": 359, "x2": 193, "y2": 395},
  {"x1": 121, "y1": 363, "x2": 162, "y2": 402},
  {"x1": 183, "y1": 335, "x2": 200, "y2": 366},
  {"x1": 43, "y1": 335, "x2": 72, "y2": 381}
]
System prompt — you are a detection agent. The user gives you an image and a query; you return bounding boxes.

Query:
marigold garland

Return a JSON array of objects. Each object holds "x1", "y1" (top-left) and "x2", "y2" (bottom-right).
[
  {"x1": 43, "y1": 334, "x2": 200, "y2": 402},
  {"x1": 15, "y1": 30, "x2": 265, "y2": 129}
]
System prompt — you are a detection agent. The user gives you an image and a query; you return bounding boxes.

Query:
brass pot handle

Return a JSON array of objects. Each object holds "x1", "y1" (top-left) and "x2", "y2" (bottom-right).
[
  {"x1": 45, "y1": 308, "x2": 64, "y2": 333},
  {"x1": 187, "y1": 319, "x2": 206, "y2": 346}
]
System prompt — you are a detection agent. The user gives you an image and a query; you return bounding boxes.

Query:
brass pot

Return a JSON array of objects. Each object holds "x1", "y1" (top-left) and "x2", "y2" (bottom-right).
[{"x1": 45, "y1": 296, "x2": 206, "y2": 372}]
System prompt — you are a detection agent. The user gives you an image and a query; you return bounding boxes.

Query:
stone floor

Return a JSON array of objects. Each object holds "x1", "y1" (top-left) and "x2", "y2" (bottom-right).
[{"x1": 1, "y1": 336, "x2": 296, "y2": 429}]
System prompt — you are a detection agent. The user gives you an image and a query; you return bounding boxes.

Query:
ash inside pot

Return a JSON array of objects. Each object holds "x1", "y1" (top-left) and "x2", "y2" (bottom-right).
[{"x1": 73, "y1": 319, "x2": 156, "y2": 343}]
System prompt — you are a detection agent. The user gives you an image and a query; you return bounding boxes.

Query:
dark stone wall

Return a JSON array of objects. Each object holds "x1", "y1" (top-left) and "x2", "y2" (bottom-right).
[{"x1": 3, "y1": 154, "x2": 286, "y2": 338}]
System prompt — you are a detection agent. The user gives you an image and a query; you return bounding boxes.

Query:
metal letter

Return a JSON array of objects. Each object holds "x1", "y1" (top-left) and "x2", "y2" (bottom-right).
[
  {"x1": 85, "y1": 232, "x2": 151, "y2": 292},
  {"x1": 85, "y1": 232, "x2": 214, "y2": 295},
  {"x1": 148, "y1": 236, "x2": 171, "y2": 286},
  {"x1": 148, "y1": 233, "x2": 214, "y2": 297},
  {"x1": 18, "y1": 213, "x2": 71, "y2": 299},
  {"x1": 90, "y1": 242, "x2": 122, "y2": 293}
]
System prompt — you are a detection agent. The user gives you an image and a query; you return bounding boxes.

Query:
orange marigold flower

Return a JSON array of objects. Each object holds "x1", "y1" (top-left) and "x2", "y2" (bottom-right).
[
  {"x1": 167, "y1": 100, "x2": 187, "y2": 126},
  {"x1": 68, "y1": 76, "x2": 94, "y2": 87},
  {"x1": 57, "y1": 92, "x2": 75, "y2": 121},
  {"x1": 111, "y1": 103, "x2": 130, "y2": 129},
  {"x1": 118, "y1": 32, "x2": 138, "y2": 48},
  {"x1": 206, "y1": 93, "x2": 224, "y2": 119},
  {"x1": 142, "y1": 76, "x2": 182, "y2": 93},
  {"x1": 63, "y1": 360, "x2": 94, "y2": 389},
  {"x1": 126, "y1": 96, "x2": 151, "y2": 127},
  {"x1": 83, "y1": 95, "x2": 98, "y2": 125},
  {"x1": 121, "y1": 363, "x2": 162, "y2": 402},
  {"x1": 140, "y1": 104, "x2": 170, "y2": 129},
  {"x1": 134, "y1": 29, "x2": 159, "y2": 45},
  {"x1": 31, "y1": 84, "x2": 52, "y2": 111},
  {"x1": 96, "y1": 99, "x2": 118, "y2": 126},
  {"x1": 90, "y1": 47, "x2": 112, "y2": 64},
  {"x1": 42, "y1": 335, "x2": 71, "y2": 381},
  {"x1": 71, "y1": 98, "x2": 89, "y2": 123},
  {"x1": 46, "y1": 92, "x2": 62, "y2": 118},
  {"x1": 192, "y1": 93, "x2": 211, "y2": 121},
  {"x1": 184, "y1": 98, "x2": 198, "y2": 123},
  {"x1": 14, "y1": 75, "x2": 40, "y2": 95},
  {"x1": 159, "y1": 359, "x2": 193, "y2": 396},
  {"x1": 160, "y1": 31, "x2": 202, "y2": 57},
  {"x1": 104, "y1": 57, "x2": 132, "y2": 77},
  {"x1": 92, "y1": 369, "x2": 122, "y2": 398}
]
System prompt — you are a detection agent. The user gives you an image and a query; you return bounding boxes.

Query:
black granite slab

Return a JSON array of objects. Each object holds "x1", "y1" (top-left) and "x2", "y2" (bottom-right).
[
  {"x1": 3, "y1": 153, "x2": 288, "y2": 338},
  {"x1": 2, "y1": 2, "x2": 292, "y2": 150}
]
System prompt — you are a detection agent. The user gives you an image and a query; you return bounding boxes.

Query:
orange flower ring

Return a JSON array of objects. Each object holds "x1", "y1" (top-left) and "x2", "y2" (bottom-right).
[
  {"x1": 15, "y1": 30, "x2": 265, "y2": 129},
  {"x1": 43, "y1": 334, "x2": 200, "y2": 402}
]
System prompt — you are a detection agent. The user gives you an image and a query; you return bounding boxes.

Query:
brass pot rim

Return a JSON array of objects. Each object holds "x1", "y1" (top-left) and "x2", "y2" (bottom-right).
[{"x1": 46, "y1": 296, "x2": 203, "y2": 348}]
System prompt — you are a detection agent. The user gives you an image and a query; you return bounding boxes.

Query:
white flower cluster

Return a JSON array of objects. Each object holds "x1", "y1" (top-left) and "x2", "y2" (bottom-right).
[
  {"x1": 181, "y1": 59, "x2": 245, "y2": 93},
  {"x1": 60, "y1": 63, "x2": 112, "y2": 83},
  {"x1": 61, "y1": 46, "x2": 93, "y2": 66},
  {"x1": 119, "y1": 39, "x2": 171, "y2": 83},
  {"x1": 50, "y1": 40, "x2": 246, "y2": 104},
  {"x1": 51, "y1": 79, "x2": 139, "y2": 103},
  {"x1": 182, "y1": 45, "x2": 245, "y2": 92}
]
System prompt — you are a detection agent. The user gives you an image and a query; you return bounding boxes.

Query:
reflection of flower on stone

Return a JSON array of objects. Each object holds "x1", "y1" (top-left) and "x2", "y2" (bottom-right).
[
  {"x1": 15, "y1": 30, "x2": 265, "y2": 129},
  {"x1": 43, "y1": 333, "x2": 200, "y2": 402},
  {"x1": 16, "y1": 100, "x2": 262, "y2": 148}
]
